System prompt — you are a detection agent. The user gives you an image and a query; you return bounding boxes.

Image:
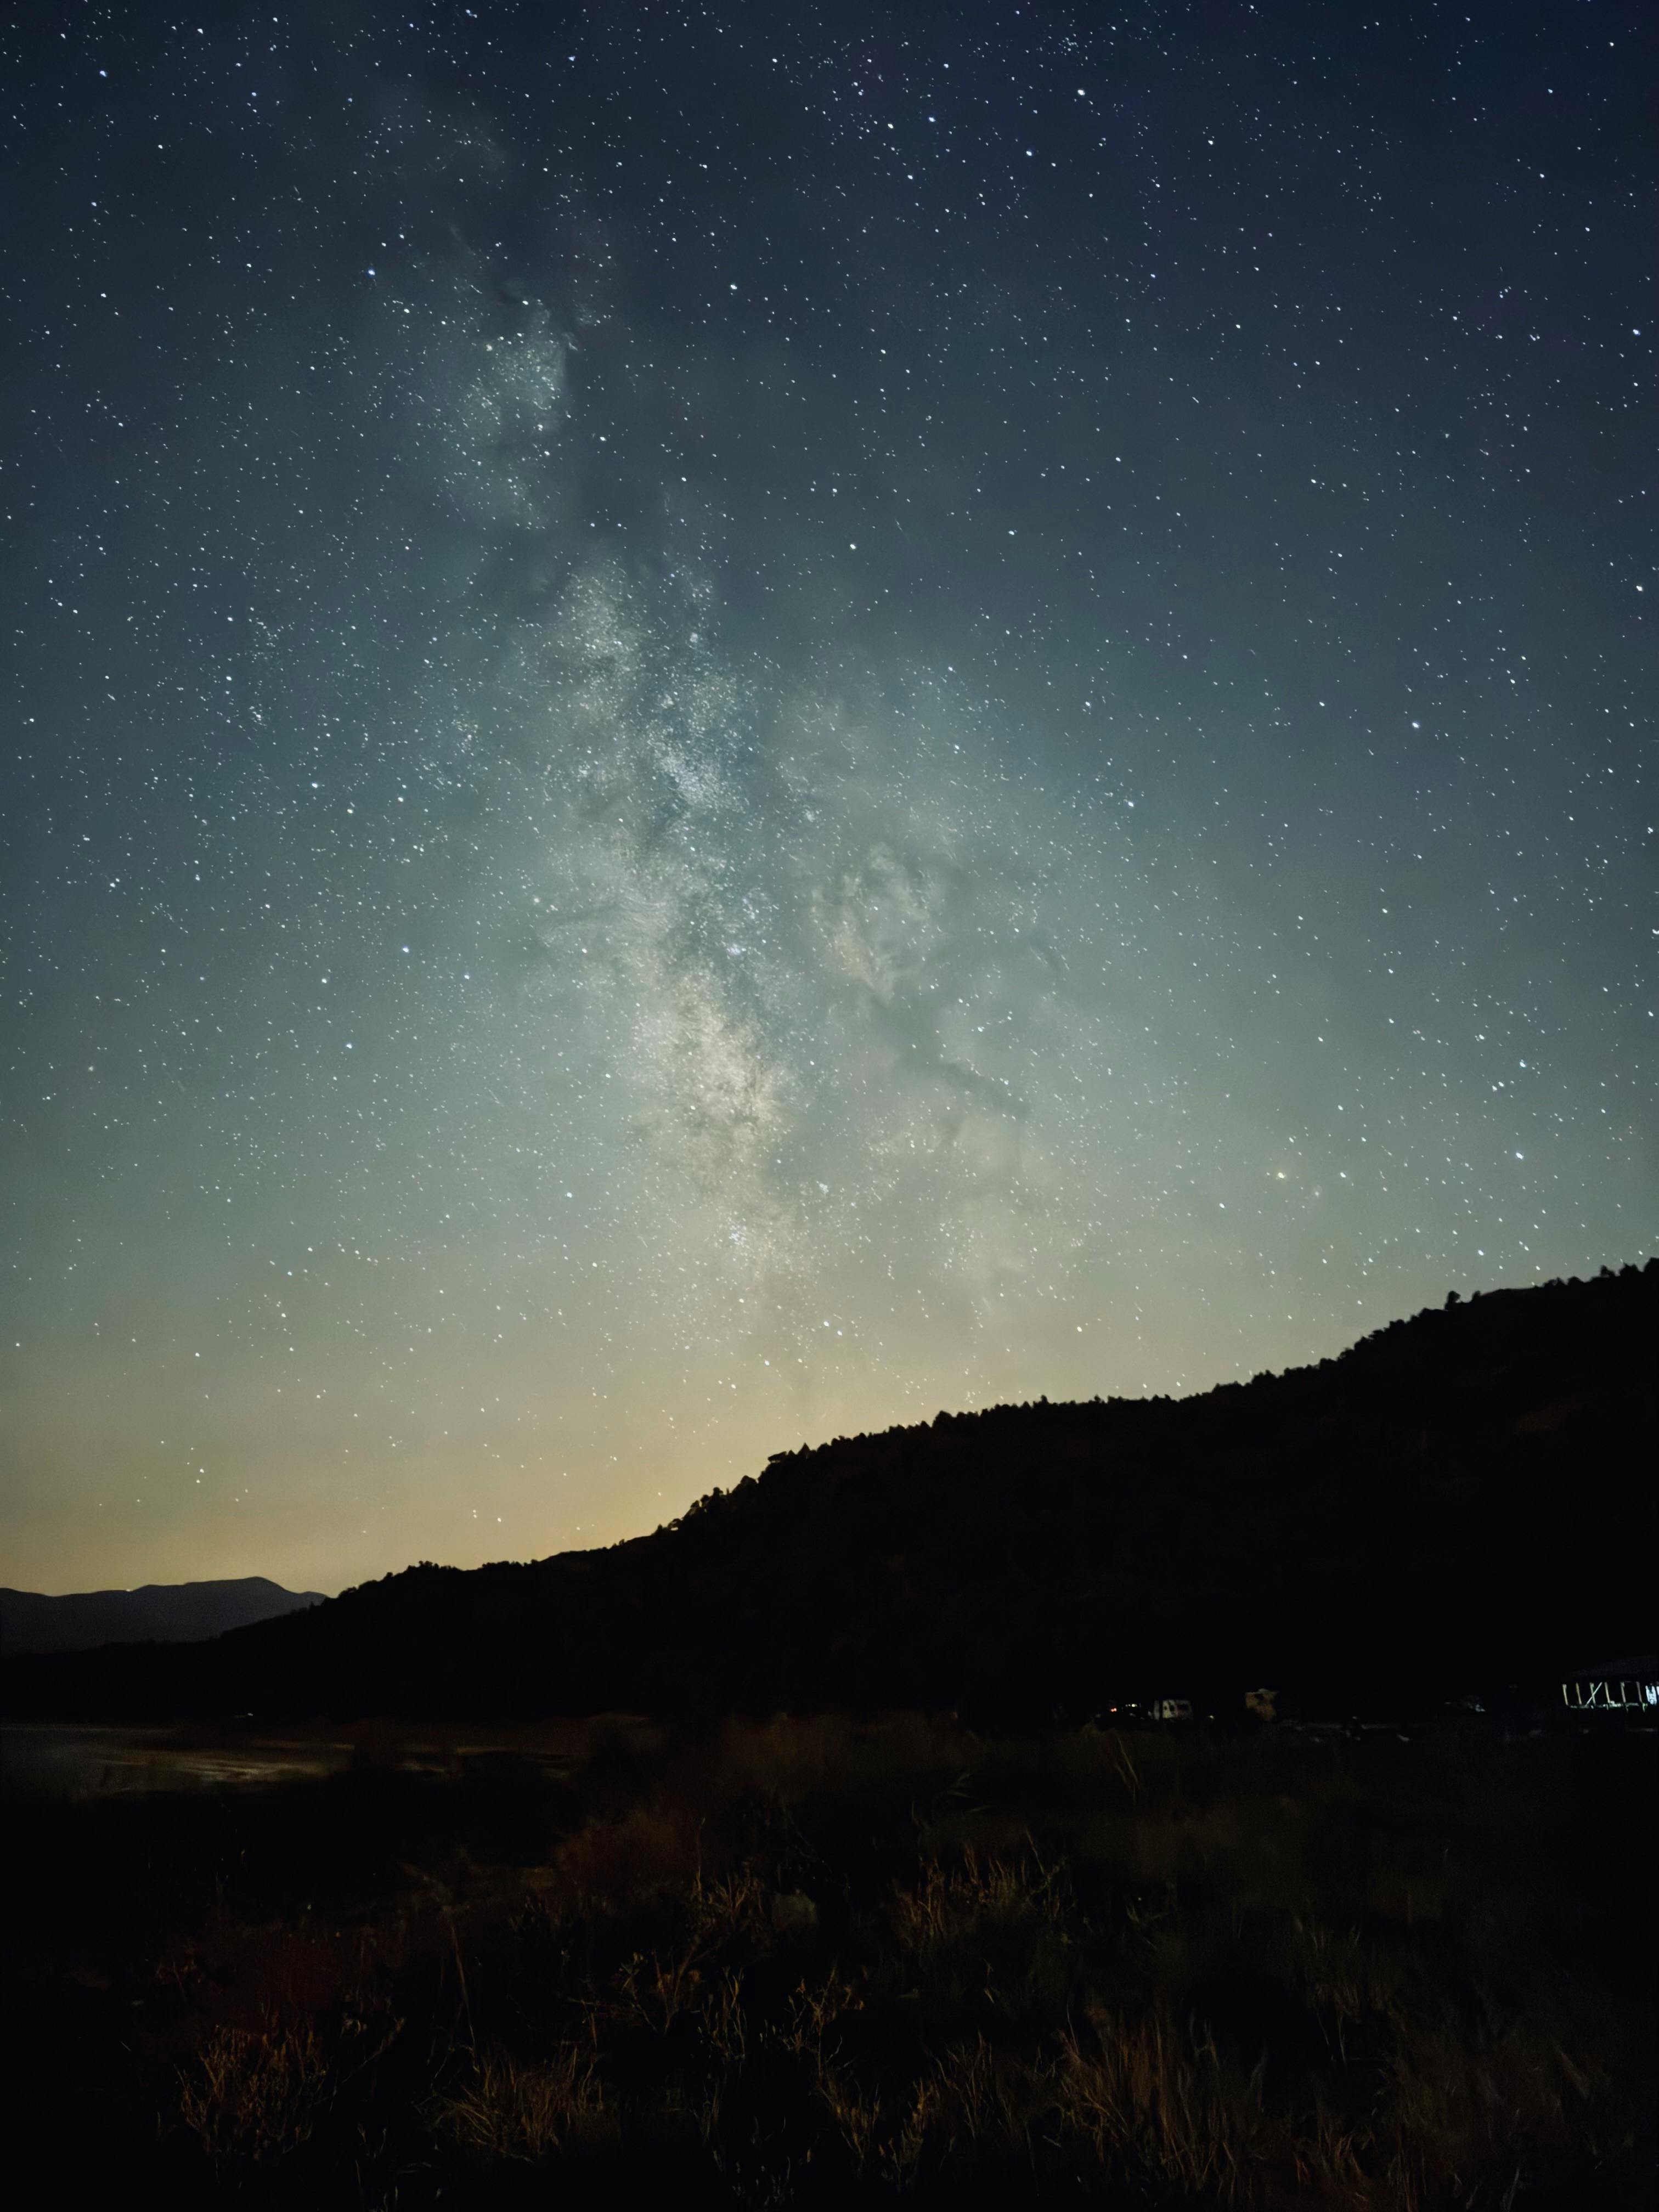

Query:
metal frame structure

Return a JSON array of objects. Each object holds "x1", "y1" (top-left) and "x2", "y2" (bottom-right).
[{"x1": 1560, "y1": 1677, "x2": 1658, "y2": 1712}]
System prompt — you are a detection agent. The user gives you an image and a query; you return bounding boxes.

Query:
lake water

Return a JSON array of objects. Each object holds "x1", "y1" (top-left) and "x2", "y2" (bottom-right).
[
  {"x1": 0, "y1": 1716, "x2": 642, "y2": 1798},
  {"x1": 0, "y1": 1722, "x2": 358, "y2": 1797}
]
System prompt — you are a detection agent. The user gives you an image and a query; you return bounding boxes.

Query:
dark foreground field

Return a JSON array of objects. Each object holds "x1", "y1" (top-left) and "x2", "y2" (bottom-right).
[{"x1": 5, "y1": 1713, "x2": 1653, "y2": 2209}]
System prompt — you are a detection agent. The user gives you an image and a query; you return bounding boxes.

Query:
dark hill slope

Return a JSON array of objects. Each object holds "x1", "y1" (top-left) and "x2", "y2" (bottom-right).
[
  {"x1": 9, "y1": 1265, "x2": 1655, "y2": 1721},
  {"x1": 0, "y1": 1577, "x2": 324, "y2": 1656}
]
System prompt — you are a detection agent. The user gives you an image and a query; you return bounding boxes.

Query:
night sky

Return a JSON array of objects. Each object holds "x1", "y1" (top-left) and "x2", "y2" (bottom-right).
[{"x1": 3, "y1": 3, "x2": 1652, "y2": 1596}]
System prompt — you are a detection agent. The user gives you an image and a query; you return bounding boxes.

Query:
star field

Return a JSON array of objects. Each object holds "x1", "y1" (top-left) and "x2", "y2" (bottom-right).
[{"x1": 2, "y1": 2, "x2": 1653, "y2": 1594}]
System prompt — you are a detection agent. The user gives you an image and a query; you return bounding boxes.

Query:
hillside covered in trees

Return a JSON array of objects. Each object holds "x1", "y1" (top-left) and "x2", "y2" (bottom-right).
[{"x1": 9, "y1": 1263, "x2": 1655, "y2": 1723}]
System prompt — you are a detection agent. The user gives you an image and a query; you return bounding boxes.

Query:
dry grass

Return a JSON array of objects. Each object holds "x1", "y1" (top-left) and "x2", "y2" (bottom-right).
[
  {"x1": 906, "y1": 2033, "x2": 1042, "y2": 2176},
  {"x1": 12, "y1": 1716, "x2": 1649, "y2": 2205},
  {"x1": 437, "y1": 2040, "x2": 615, "y2": 2161},
  {"x1": 176, "y1": 2016, "x2": 336, "y2": 2163},
  {"x1": 1289, "y1": 1916, "x2": 1408, "y2": 2059},
  {"x1": 1377, "y1": 2024, "x2": 1579, "y2": 2209},
  {"x1": 1055, "y1": 2011, "x2": 1292, "y2": 2202},
  {"x1": 555, "y1": 1798, "x2": 705, "y2": 1904}
]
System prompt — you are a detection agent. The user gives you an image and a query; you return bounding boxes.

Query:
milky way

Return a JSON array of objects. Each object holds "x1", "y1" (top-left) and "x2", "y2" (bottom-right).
[{"x1": 3, "y1": 5, "x2": 1652, "y2": 1593}]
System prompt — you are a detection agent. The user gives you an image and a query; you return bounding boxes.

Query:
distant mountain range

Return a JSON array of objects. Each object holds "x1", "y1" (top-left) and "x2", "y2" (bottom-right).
[
  {"x1": 6, "y1": 1263, "x2": 1654, "y2": 1720},
  {"x1": 0, "y1": 1576, "x2": 324, "y2": 1657}
]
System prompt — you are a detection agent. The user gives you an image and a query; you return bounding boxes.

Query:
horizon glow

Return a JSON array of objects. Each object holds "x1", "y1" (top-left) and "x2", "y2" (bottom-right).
[{"x1": 2, "y1": 4, "x2": 1652, "y2": 1595}]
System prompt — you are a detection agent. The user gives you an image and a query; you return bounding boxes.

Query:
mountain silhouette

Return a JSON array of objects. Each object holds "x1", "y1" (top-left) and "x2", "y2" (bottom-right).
[
  {"x1": 0, "y1": 1576, "x2": 324, "y2": 1657},
  {"x1": 7, "y1": 1264, "x2": 1654, "y2": 1721}
]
